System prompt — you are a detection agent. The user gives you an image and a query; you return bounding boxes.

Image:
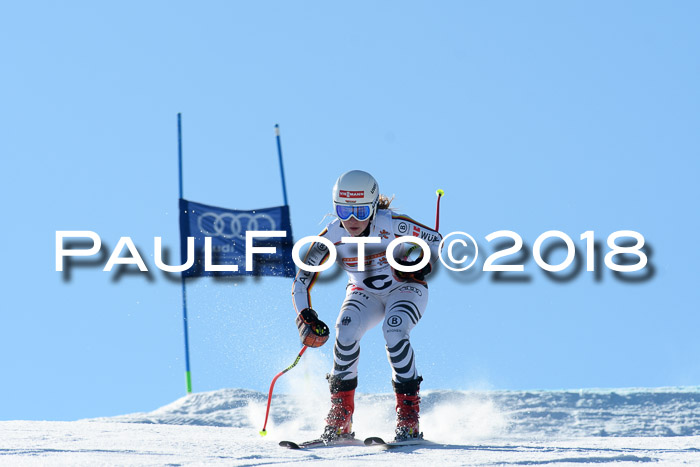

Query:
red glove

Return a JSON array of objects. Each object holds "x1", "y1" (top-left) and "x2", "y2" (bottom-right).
[{"x1": 296, "y1": 308, "x2": 330, "y2": 348}]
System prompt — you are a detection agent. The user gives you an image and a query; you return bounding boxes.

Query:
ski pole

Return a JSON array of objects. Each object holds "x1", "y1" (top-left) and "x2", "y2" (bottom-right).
[
  {"x1": 403, "y1": 189, "x2": 444, "y2": 260},
  {"x1": 259, "y1": 345, "x2": 308, "y2": 436},
  {"x1": 435, "y1": 188, "x2": 444, "y2": 231}
]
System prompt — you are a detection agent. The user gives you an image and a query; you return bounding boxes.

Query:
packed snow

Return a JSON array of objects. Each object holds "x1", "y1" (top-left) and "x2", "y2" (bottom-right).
[{"x1": 1, "y1": 386, "x2": 699, "y2": 465}]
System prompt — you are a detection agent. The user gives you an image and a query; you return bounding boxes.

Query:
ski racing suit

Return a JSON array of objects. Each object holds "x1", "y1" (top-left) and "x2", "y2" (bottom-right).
[{"x1": 291, "y1": 209, "x2": 442, "y2": 384}]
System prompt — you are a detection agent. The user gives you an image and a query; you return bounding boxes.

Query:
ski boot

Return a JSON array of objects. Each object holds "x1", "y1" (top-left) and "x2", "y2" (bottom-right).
[
  {"x1": 320, "y1": 375, "x2": 357, "y2": 443},
  {"x1": 393, "y1": 377, "x2": 423, "y2": 442}
]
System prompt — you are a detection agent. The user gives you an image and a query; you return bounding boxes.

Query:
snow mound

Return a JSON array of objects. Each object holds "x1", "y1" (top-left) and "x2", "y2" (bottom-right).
[
  {"x1": 89, "y1": 386, "x2": 700, "y2": 438},
  {"x1": 491, "y1": 387, "x2": 700, "y2": 437},
  {"x1": 90, "y1": 388, "x2": 266, "y2": 427}
]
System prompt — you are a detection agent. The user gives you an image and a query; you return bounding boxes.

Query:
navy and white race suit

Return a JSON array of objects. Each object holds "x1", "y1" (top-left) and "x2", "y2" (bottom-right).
[{"x1": 291, "y1": 209, "x2": 442, "y2": 384}]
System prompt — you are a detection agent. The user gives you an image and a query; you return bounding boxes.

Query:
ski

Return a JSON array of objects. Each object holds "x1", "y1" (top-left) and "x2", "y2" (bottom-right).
[
  {"x1": 279, "y1": 434, "x2": 363, "y2": 450},
  {"x1": 364, "y1": 436, "x2": 434, "y2": 448}
]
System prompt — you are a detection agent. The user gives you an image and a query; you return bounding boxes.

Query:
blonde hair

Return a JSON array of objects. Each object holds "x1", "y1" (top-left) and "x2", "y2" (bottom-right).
[{"x1": 377, "y1": 194, "x2": 394, "y2": 210}]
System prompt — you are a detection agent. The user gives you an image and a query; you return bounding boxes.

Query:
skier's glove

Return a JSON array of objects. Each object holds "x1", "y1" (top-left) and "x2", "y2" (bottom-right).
[
  {"x1": 296, "y1": 308, "x2": 330, "y2": 348},
  {"x1": 393, "y1": 258, "x2": 432, "y2": 285}
]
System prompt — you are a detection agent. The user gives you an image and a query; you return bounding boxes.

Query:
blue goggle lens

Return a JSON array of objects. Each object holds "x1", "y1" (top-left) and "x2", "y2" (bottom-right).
[{"x1": 335, "y1": 204, "x2": 372, "y2": 221}]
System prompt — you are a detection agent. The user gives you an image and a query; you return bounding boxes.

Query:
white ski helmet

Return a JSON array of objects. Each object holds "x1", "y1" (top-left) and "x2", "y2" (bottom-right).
[{"x1": 332, "y1": 170, "x2": 379, "y2": 221}]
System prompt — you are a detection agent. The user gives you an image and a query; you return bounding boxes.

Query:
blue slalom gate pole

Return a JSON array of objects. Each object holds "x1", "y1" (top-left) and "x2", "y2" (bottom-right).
[
  {"x1": 275, "y1": 124, "x2": 289, "y2": 206},
  {"x1": 178, "y1": 113, "x2": 193, "y2": 394},
  {"x1": 274, "y1": 124, "x2": 294, "y2": 247}
]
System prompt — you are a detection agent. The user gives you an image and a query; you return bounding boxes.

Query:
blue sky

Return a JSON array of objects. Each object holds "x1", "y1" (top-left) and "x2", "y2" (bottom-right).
[{"x1": 1, "y1": 1, "x2": 699, "y2": 421}]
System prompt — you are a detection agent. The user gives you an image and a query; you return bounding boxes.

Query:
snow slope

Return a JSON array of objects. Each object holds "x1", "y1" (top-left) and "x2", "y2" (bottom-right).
[{"x1": 2, "y1": 387, "x2": 699, "y2": 466}]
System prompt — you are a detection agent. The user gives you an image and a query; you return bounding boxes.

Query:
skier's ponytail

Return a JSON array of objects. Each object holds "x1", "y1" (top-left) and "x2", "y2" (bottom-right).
[{"x1": 378, "y1": 194, "x2": 394, "y2": 210}]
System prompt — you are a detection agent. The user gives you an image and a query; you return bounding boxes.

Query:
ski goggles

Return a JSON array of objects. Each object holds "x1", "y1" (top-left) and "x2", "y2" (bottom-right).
[{"x1": 335, "y1": 204, "x2": 373, "y2": 221}]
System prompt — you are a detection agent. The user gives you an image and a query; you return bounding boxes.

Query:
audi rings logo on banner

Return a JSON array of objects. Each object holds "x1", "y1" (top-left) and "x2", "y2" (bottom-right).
[{"x1": 197, "y1": 212, "x2": 278, "y2": 239}]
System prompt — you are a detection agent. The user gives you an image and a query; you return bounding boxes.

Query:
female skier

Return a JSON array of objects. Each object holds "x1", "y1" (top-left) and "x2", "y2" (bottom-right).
[{"x1": 291, "y1": 169, "x2": 442, "y2": 443}]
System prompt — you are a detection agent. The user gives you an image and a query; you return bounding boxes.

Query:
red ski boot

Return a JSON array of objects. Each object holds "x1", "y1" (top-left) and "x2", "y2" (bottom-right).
[
  {"x1": 393, "y1": 377, "x2": 423, "y2": 441},
  {"x1": 321, "y1": 376, "x2": 357, "y2": 443}
]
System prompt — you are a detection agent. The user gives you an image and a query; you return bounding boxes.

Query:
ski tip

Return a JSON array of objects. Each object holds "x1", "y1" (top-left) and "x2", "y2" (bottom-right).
[
  {"x1": 363, "y1": 437, "x2": 386, "y2": 446},
  {"x1": 279, "y1": 440, "x2": 301, "y2": 449},
  {"x1": 364, "y1": 435, "x2": 433, "y2": 448}
]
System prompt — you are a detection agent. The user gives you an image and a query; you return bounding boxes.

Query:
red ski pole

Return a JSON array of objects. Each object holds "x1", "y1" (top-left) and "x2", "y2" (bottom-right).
[
  {"x1": 402, "y1": 189, "x2": 444, "y2": 261},
  {"x1": 435, "y1": 189, "x2": 444, "y2": 231},
  {"x1": 259, "y1": 345, "x2": 308, "y2": 436}
]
